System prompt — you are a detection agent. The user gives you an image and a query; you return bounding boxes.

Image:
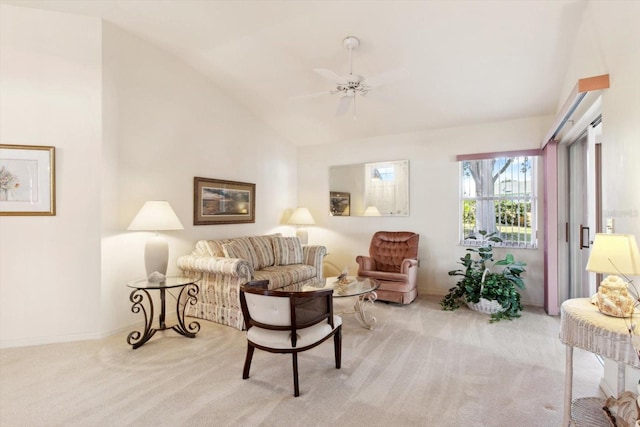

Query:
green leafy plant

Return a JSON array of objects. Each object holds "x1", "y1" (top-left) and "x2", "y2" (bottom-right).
[{"x1": 440, "y1": 230, "x2": 526, "y2": 322}]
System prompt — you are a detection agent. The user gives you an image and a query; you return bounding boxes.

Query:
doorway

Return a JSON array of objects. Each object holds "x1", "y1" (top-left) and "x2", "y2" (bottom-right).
[{"x1": 564, "y1": 120, "x2": 602, "y2": 300}]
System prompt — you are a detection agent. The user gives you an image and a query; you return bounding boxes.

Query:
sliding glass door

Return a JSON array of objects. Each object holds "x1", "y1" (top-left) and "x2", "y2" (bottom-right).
[{"x1": 565, "y1": 121, "x2": 602, "y2": 300}]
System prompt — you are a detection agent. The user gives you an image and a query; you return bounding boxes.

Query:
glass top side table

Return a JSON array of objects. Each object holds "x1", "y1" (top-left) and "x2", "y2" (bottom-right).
[
  {"x1": 126, "y1": 275, "x2": 201, "y2": 349},
  {"x1": 284, "y1": 276, "x2": 380, "y2": 329}
]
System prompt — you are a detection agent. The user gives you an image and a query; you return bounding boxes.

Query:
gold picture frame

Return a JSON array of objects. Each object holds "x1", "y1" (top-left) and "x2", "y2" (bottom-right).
[
  {"x1": 194, "y1": 177, "x2": 255, "y2": 225},
  {"x1": 0, "y1": 144, "x2": 56, "y2": 216}
]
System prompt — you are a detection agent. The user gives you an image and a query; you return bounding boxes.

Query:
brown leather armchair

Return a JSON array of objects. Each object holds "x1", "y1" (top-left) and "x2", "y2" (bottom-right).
[{"x1": 356, "y1": 231, "x2": 419, "y2": 304}]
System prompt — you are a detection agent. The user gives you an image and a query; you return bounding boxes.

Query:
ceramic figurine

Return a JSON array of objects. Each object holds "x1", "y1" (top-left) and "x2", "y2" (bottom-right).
[{"x1": 595, "y1": 275, "x2": 636, "y2": 318}]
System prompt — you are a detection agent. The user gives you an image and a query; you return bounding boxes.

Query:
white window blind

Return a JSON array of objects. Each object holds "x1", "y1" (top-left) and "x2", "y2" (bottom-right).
[{"x1": 457, "y1": 149, "x2": 539, "y2": 248}]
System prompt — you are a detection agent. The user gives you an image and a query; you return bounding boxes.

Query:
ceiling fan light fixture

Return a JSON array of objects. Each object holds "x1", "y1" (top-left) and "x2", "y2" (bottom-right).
[
  {"x1": 299, "y1": 34, "x2": 389, "y2": 119},
  {"x1": 342, "y1": 36, "x2": 360, "y2": 50}
]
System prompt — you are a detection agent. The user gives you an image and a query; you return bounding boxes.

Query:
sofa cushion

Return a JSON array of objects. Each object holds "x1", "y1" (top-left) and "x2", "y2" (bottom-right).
[
  {"x1": 247, "y1": 315, "x2": 342, "y2": 350},
  {"x1": 357, "y1": 269, "x2": 408, "y2": 282},
  {"x1": 222, "y1": 237, "x2": 259, "y2": 270},
  {"x1": 254, "y1": 264, "x2": 316, "y2": 289},
  {"x1": 273, "y1": 236, "x2": 304, "y2": 266},
  {"x1": 249, "y1": 235, "x2": 276, "y2": 269}
]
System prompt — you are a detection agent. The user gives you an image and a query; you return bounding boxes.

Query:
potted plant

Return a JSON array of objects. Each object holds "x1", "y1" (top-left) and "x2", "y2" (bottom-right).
[{"x1": 440, "y1": 230, "x2": 526, "y2": 322}]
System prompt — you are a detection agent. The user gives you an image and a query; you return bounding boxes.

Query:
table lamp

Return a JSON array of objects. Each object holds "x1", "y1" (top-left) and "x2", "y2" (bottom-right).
[
  {"x1": 288, "y1": 207, "x2": 315, "y2": 245},
  {"x1": 363, "y1": 206, "x2": 381, "y2": 216},
  {"x1": 586, "y1": 233, "x2": 640, "y2": 317},
  {"x1": 128, "y1": 201, "x2": 184, "y2": 281}
]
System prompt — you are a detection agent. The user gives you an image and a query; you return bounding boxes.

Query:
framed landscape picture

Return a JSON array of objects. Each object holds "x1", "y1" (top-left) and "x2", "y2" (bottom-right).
[
  {"x1": 0, "y1": 144, "x2": 56, "y2": 216},
  {"x1": 330, "y1": 191, "x2": 350, "y2": 216},
  {"x1": 194, "y1": 177, "x2": 255, "y2": 225}
]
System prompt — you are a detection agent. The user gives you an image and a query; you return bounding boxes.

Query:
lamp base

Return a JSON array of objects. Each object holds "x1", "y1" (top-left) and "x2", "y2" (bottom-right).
[
  {"x1": 296, "y1": 228, "x2": 309, "y2": 245},
  {"x1": 595, "y1": 275, "x2": 634, "y2": 318},
  {"x1": 145, "y1": 234, "x2": 169, "y2": 280}
]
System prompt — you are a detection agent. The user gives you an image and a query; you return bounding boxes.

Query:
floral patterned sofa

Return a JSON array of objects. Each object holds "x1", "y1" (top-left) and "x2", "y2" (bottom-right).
[{"x1": 177, "y1": 235, "x2": 326, "y2": 330}]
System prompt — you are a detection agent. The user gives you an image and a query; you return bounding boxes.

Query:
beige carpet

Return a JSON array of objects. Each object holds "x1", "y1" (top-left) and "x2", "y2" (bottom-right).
[{"x1": 0, "y1": 296, "x2": 603, "y2": 426}]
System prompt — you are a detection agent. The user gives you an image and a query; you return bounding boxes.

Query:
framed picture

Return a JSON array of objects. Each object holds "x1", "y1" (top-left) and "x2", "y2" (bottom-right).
[
  {"x1": 194, "y1": 177, "x2": 255, "y2": 225},
  {"x1": 330, "y1": 191, "x2": 350, "y2": 216},
  {"x1": 0, "y1": 144, "x2": 55, "y2": 216}
]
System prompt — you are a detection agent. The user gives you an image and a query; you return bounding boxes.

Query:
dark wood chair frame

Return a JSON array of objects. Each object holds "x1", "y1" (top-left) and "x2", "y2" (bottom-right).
[{"x1": 239, "y1": 280, "x2": 342, "y2": 397}]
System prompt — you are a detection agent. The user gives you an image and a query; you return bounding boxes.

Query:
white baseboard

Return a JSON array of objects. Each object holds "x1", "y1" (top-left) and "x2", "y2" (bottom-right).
[
  {"x1": 0, "y1": 331, "x2": 103, "y2": 349},
  {"x1": 0, "y1": 322, "x2": 139, "y2": 349}
]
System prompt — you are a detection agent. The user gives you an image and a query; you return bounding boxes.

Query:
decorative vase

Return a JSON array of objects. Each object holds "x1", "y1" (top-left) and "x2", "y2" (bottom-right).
[{"x1": 0, "y1": 189, "x2": 7, "y2": 201}]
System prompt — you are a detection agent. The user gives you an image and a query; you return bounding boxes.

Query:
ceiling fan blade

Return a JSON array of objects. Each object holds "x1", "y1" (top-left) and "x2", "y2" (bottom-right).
[
  {"x1": 314, "y1": 68, "x2": 348, "y2": 85},
  {"x1": 335, "y1": 95, "x2": 353, "y2": 116}
]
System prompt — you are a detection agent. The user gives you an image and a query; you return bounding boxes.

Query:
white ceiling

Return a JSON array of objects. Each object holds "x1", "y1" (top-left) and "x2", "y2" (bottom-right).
[{"x1": 2, "y1": 0, "x2": 587, "y2": 146}]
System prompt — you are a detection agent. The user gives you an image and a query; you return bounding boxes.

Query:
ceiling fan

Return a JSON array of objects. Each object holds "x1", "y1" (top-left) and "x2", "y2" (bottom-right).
[{"x1": 299, "y1": 36, "x2": 388, "y2": 119}]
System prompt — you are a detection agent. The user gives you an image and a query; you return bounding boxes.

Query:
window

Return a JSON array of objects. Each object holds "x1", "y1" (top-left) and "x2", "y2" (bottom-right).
[
  {"x1": 457, "y1": 150, "x2": 539, "y2": 248},
  {"x1": 364, "y1": 161, "x2": 408, "y2": 216}
]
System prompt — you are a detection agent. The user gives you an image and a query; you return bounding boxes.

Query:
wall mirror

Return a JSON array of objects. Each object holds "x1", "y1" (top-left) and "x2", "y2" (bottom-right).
[{"x1": 329, "y1": 160, "x2": 409, "y2": 216}]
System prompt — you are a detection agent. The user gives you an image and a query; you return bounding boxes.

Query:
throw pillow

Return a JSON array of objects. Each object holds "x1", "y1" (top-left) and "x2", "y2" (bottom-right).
[
  {"x1": 222, "y1": 238, "x2": 259, "y2": 269},
  {"x1": 249, "y1": 235, "x2": 276, "y2": 269},
  {"x1": 273, "y1": 236, "x2": 304, "y2": 266}
]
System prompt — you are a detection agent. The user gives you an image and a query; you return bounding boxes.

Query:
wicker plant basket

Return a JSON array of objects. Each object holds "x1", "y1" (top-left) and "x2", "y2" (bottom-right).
[
  {"x1": 465, "y1": 270, "x2": 504, "y2": 314},
  {"x1": 466, "y1": 297, "x2": 503, "y2": 314}
]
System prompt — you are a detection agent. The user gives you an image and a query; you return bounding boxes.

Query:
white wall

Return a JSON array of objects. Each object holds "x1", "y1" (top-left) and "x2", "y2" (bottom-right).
[
  {"x1": 0, "y1": 5, "x2": 103, "y2": 347},
  {"x1": 298, "y1": 116, "x2": 550, "y2": 307},
  {"x1": 298, "y1": 0, "x2": 640, "y2": 313},
  {"x1": 100, "y1": 22, "x2": 299, "y2": 335},
  {"x1": 561, "y1": 0, "x2": 640, "y2": 395},
  {"x1": 3, "y1": 0, "x2": 637, "y2": 350},
  {"x1": 560, "y1": 1, "x2": 639, "y2": 239},
  {"x1": 0, "y1": 6, "x2": 299, "y2": 347}
]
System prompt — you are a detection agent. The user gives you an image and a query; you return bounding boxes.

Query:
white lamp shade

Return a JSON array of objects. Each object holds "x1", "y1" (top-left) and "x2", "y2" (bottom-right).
[
  {"x1": 128, "y1": 201, "x2": 184, "y2": 231},
  {"x1": 586, "y1": 233, "x2": 640, "y2": 275},
  {"x1": 288, "y1": 207, "x2": 315, "y2": 225},
  {"x1": 363, "y1": 206, "x2": 381, "y2": 216}
]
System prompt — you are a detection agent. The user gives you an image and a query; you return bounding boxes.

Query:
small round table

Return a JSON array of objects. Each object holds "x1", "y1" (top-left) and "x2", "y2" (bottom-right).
[
  {"x1": 127, "y1": 275, "x2": 201, "y2": 349},
  {"x1": 560, "y1": 298, "x2": 640, "y2": 426},
  {"x1": 295, "y1": 276, "x2": 380, "y2": 329}
]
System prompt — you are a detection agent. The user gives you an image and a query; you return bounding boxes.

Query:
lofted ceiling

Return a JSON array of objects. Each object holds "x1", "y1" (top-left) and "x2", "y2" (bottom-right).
[{"x1": 2, "y1": 0, "x2": 587, "y2": 145}]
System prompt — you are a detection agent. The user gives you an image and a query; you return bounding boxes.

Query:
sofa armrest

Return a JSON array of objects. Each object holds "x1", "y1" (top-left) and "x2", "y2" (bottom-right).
[
  {"x1": 177, "y1": 254, "x2": 253, "y2": 278},
  {"x1": 356, "y1": 255, "x2": 376, "y2": 271},
  {"x1": 302, "y1": 245, "x2": 327, "y2": 281}
]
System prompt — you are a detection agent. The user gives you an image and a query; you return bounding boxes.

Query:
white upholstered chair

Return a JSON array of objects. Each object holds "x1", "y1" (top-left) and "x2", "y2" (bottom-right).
[{"x1": 239, "y1": 280, "x2": 342, "y2": 397}]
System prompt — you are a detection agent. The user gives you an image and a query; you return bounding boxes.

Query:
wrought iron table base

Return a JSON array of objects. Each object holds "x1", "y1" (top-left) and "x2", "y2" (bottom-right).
[
  {"x1": 127, "y1": 284, "x2": 200, "y2": 349},
  {"x1": 353, "y1": 291, "x2": 377, "y2": 329},
  {"x1": 338, "y1": 291, "x2": 377, "y2": 330}
]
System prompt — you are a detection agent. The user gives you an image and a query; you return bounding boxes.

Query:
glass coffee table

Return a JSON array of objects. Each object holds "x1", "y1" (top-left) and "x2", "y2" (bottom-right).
[{"x1": 293, "y1": 276, "x2": 380, "y2": 329}]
